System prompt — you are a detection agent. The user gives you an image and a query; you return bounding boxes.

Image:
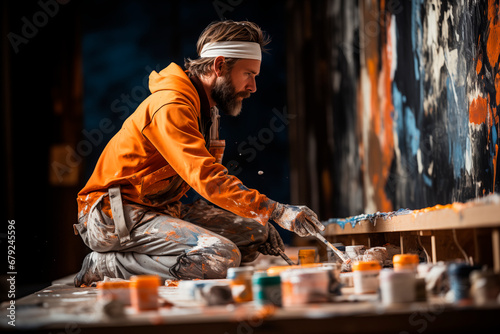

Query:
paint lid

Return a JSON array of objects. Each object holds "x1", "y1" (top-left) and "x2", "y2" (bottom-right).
[
  {"x1": 97, "y1": 281, "x2": 131, "y2": 290},
  {"x1": 379, "y1": 268, "x2": 415, "y2": 280},
  {"x1": 252, "y1": 271, "x2": 270, "y2": 280},
  {"x1": 298, "y1": 249, "x2": 316, "y2": 256},
  {"x1": 447, "y1": 262, "x2": 481, "y2": 277},
  {"x1": 227, "y1": 266, "x2": 254, "y2": 279},
  {"x1": 267, "y1": 263, "x2": 322, "y2": 276},
  {"x1": 393, "y1": 254, "x2": 419, "y2": 265},
  {"x1": 253, "y1": 275, "x2": 281, "y2": 286},
  {"x1": 130, "y1": 275, "x2": 161, "y2": 288},
  {"x1": 352, "y1": 261, "x2": 382, "y2": 271}
]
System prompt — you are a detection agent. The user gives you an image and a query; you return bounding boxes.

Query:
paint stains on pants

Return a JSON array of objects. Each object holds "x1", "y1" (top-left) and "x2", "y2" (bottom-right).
[{"x1": 74, "y1": 197, "x2": 269, "y2": 286}]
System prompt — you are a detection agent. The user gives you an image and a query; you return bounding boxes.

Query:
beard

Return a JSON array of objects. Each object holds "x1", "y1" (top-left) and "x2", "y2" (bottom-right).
[{"x1": 211, "y1": 73, "x2": 250, "y2": 116}]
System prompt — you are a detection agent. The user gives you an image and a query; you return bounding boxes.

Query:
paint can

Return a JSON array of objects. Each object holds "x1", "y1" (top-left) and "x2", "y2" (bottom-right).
[
  {"x1": 298, "y1": 249, "x2": 316, "y2": 265},
  {"x1": 130, "y1": 275, "x2": 161, "y2": 311},
  {"x1": 227, "y1": 266, "x2": 254, "y2": 302},
  {"x1": 470, "y1": 270, "x2": 500, "y2": 306},
  {"x1": 280, "y1": 268, "x2": 330, "y2": 306},
  {"x1": 252, "y1": 272, "x2": 282, "y2": 307},
  {"x1": 379, "y1": 269, "x2": 416, "y2": 305},
  {"x1": 97, "y1": 280, "x2": 131, "y2": 305},
  {"x1": 393, "y1": 254, "x2": 419, "y2": 272},
  {"x1": 447, "y1": 262, "x2": 480, "y2": 304},
  {"x1": 352, "y1": 261, "x2": 381, "y2": 294}
]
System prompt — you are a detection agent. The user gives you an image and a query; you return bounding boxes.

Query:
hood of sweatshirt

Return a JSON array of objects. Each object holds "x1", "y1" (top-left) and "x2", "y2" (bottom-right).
[{"x1": 148, "y1": 62, "x2": 200, "y2": 109}]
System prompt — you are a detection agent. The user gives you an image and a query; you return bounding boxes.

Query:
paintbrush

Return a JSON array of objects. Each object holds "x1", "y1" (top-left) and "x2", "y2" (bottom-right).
[
  {"x1": 277, "y1": 249, "x2": 295, "y2": 266},
  {"x1": 305, "y1": 225, "x2": 351, "y2": 264}
]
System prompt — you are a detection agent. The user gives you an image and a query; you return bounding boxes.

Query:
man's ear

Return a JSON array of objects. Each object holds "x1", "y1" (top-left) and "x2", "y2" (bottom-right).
[{"x1": 213, "y1": 56, "x2": 225, "y2": 78}]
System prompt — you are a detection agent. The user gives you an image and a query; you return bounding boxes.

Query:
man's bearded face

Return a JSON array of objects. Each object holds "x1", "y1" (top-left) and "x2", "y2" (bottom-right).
[{"x1": 211, "y1": 70, "x2": 250, "y2": 116}]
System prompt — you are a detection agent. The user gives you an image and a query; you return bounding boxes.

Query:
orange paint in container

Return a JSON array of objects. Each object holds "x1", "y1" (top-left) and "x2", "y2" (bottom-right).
[
  {"x1": 97, "y1": 281, "x2": 131, "y2": 305},
  {"x1": 130, "y1": 275, "x2": 161, "y2": 311},
  {"x1": 227, "y1": 267, "x2": 254, "y2": 303},
  {"x1": 393, "y1": 254, "x2": 419, "y2": 272},
  {"x1": 298, "y1": 249, "x2": 316, "y2": 265}
]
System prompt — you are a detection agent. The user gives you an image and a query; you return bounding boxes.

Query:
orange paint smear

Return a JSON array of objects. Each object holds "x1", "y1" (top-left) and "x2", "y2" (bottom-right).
[
  {"x1": 469, "y1": 96, "x2": 489, "y2": 125},
  {"x1": 494, "y1": 143, "x2": 498, "y2": 188},
  {"x1": 496, "y1": 73, "x2": 500, "y2": 106},
  {"x1": 165, "y1": 279, "x2": 180, "y2": 287},
  {"x1": 412, "y1": 202, "x2": 466, "y2": 218},
  {"x1": 486, "y1": 0, "x2": 500, "y2": 67},
  {"x1": 369, "y1": 0, "x2": 395, "y2": 212},
  {"x1": 476, "y1": 53, "x2": 483, "y2": 74},
  {"x1": 165, "y1": 230, "x2": 178, "y2": 240}
]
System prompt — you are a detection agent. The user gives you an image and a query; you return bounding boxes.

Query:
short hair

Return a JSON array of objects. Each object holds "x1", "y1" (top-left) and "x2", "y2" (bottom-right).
[{"x1": 185, "y1": 20, "x2": 270, "y2": 77}]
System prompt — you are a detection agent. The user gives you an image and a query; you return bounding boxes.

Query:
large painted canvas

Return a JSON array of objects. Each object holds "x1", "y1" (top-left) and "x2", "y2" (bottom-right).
[{"x1": 328, "y1": 0, "x2": 499, "y2": 216}]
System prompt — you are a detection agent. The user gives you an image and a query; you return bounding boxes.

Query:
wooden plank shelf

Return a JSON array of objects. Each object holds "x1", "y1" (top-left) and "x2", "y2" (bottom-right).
[
  {"x1": 323, "y1": 196, "x2": 500, "y2": 272},
  {"x1": 324, "y1": 200, "x2": 500, "y2": 236}
]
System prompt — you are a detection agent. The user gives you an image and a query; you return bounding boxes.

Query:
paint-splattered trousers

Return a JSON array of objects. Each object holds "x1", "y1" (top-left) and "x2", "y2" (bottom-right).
[{"x1": 74, "y1": 190, "x2": 273, "y2": 285}]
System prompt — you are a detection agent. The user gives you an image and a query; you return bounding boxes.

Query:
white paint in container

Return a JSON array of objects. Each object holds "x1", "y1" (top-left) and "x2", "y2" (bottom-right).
[
  {"x1": 379, "y1": 269, "x2": 416, "y2": 305},
  {"x1": 352, "y1": 261, "x2": 381, "y2": 294},
  {"x1": 280, "y1": 268, "x2": 331, "y2": 306}
]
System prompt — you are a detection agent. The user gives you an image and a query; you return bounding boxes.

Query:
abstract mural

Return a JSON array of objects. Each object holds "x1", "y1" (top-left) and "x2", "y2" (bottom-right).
[{"x1": 327, "y1": 0, "x2": 500, "y2": 216}]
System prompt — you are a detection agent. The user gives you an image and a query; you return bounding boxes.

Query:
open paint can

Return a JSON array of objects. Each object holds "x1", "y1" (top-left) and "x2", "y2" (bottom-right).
[{"x1": 280, "y1": 267, "x2": 335, "y2": 306}]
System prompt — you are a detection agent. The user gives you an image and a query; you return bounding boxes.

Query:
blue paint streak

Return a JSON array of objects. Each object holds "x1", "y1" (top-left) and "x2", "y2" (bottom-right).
[
  {"x1": 411, "y1": 0, "x2": 424, "y2": 81},
  {"x1": 405, "y1": 106, "x2": 421, "y2": 156},
  {"x1": 491, "y1": 125, "x2": 498, "y2": 171},
  {"x1": 393, "y1": 84, "x2": 405, "y2": 147},
  {"x1": 324, "y1": 208, "x2": 413, "y2": 229},
  {"x1": 445, "y1": 76, "x2": 469, "y2": 179},
  {"x1": 423, "y1": 173, "x2": 432, "y2": 187}
]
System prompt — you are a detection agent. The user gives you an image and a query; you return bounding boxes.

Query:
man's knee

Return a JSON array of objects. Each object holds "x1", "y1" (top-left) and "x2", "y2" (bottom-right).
[{"x1": 174, "y1": 238, "x2": 242, "y2": 279}]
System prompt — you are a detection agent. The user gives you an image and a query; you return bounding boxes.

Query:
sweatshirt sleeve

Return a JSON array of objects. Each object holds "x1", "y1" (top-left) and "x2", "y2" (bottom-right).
[{"x1": 142, "y1": 102, "x2": 277, "y2": 225}]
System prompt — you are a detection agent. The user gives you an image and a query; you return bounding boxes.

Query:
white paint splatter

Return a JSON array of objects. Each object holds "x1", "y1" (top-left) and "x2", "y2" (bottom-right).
[
  {"x1": 191, "y1": 235, "x2": 222, "y2": 252},
  {"x1": 390, "y1": 14, "x2": 398, "y2": 80}
]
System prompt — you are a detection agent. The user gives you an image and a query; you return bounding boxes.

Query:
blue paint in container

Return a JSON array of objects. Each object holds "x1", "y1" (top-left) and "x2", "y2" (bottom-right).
[
  {"x1": 447, "y1": 262, "x2": 481, "y2": 303},
  {"x1": 252, "y1": 273, "x2": 282, "y2": 307}
]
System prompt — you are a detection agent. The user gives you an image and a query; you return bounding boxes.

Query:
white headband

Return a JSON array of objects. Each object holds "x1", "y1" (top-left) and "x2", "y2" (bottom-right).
[{"x1": 200, "y1": 41, "x2": 261, "y2": 61}]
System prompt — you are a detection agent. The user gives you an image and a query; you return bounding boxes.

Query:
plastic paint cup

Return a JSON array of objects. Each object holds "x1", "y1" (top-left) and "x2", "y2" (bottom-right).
[
  {"x1": 447, "y1": 262, "x2": 481, "y2": 303},
  {"x1": 227, "y1": 266, "x2": 254, "y2": 302},
  {"x1": 379, "y1": 269, "x2": 416, "y2": 305},
  {"x1": 352, "y1": 261, "x2": 382, "y2": 294},
  {"x1": 393, "y1": 254, "x2": 419, "y2": 272},
  {"x1": 130, "y1": 275, "x2": 161, "y2": 311},
  {"x1": 280, "y1": 268, "x2": 330, "y2": 306},
  {"x1": 252, "y1": 274, "x2": 282, "y2": 307},
  {"x1": 97, "y1": 280, "x2": 131, "y2": 305},
  {"x1": 298, "y1": 249, "x2": 316, "y2": 265}
]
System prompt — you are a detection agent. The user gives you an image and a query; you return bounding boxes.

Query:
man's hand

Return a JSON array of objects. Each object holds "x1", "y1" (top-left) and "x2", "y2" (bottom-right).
[
  {"x1": 258, "y1": 223, "x2": 285, "y2": 256},
  {"x1": 270, "y1": 203, "x2": 325, "y2": 237}
]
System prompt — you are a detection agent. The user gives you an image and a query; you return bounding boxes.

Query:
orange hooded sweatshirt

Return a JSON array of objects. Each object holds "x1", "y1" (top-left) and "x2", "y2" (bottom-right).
[{"x1": 77, "y1": 63, "x2": 276, "y2": 226}]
